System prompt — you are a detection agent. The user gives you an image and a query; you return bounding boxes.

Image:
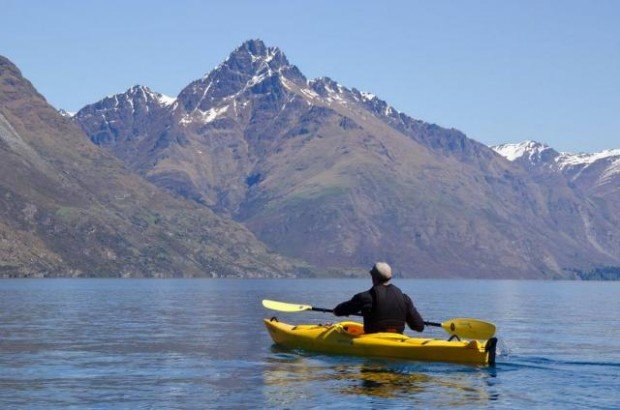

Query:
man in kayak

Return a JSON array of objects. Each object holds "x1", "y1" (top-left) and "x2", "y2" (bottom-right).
[{"x1": 333, "y1": 262, "x2": 425, "y2": 334}]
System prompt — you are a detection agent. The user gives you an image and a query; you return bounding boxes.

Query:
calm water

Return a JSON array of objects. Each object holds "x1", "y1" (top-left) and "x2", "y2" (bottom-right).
[{"x1": 0, "y1": 279, "x2": 618, "y2": 409}]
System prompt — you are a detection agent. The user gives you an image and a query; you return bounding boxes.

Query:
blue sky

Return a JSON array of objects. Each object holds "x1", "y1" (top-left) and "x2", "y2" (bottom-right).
[{"x1": 2, "y1": 0, "x2": 618, "y2": 152}]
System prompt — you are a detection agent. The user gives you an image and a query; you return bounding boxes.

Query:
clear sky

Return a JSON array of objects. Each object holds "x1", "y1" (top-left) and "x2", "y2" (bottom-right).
[{"x1": 2, "y1": 0, "x2": 619, "y2": 152}]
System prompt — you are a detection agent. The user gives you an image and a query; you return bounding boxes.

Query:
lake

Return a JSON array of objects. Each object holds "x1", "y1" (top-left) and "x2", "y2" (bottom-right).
[{"x1": 0, "y1": 279, "x2": 618, "y2": 408}]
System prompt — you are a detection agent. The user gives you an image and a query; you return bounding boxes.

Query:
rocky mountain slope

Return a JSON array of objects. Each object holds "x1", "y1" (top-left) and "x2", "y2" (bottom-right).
[
  {"x1": 0, "y1": 55, "x2": 304, "y2": 278},
  {"x1": 493, "y1": 140, "x2": 620, "y2": 251},
  {"x1": 75, "y1": 40, "x2": 620, "y2": 278}
]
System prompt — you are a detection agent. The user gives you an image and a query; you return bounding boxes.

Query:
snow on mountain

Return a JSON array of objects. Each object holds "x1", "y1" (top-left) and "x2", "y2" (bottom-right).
[
  {"x1": 557, "y1": 149, "x2": 620, "y2": 169},
  {"x1": 124, "y1": 85, "x2": 176, "y2": 108},
  {"x1": 180, "y1": 104, "x2": 229, "y2": 126},
  {"x1": 492, "y1": 140, "x2": 558, "y2": 162},
  {"x1": 557, "y1": 149, "x2": 620, "y2": 184},
  {"x1": 77, "y1": 85, "x2": 176, "y2": 120},
  {"x1": 177, "y1": 39, "x2": 305, "y2": 114},
  {"x1": 175, "y1": 41, "x2": 403, "y2": 130},
  {"x1": 58, "y1": 109, "x2": 76, "y2": 118},
  {"x1": 493, "y1": 140, "x2": 620, "y2": 184},
  {"x1": 74, "y1": 85, "x2": 177, "y2": 151},
  {"x1": 156, "y1": 93, "x2": 176, "y2": 106}
]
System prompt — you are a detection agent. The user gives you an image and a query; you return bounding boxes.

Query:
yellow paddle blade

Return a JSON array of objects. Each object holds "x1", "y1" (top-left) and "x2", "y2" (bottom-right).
[
  {"x1": 262, "y1": 299, "x2": 313, "y2": 313},
  {"x1": 441, "y1": 318, "x2": 496, "y2": 340}
]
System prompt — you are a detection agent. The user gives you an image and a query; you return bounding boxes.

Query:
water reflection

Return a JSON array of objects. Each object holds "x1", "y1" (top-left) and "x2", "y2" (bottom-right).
[{"x1": 263, "y1": 347, "x2": 498, "y2": 406}]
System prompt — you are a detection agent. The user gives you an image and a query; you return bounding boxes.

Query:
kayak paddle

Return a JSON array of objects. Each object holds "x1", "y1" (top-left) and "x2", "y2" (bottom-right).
[
  {"x1": 262, "y1": 299, "x2": 334, "y2": 313},
  {"x1": 261, "y1": 299, "x2": 496, "y2": 340}
]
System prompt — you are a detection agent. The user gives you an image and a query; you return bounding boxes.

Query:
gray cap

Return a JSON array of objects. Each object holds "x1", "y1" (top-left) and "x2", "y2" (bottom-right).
[{"x1": 370, "y1": 262, "x2": 392, "y2": 282}]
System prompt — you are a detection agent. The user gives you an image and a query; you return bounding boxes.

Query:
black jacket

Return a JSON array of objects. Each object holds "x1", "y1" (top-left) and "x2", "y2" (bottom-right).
[{"x1": 334, "y1": 284, "x2": 424, "y2": 334}]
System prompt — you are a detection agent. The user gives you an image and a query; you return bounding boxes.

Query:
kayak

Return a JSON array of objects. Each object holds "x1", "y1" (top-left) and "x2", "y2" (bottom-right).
[{"x1": 264, "y1": 318, "x2": 497, "y2": 366}]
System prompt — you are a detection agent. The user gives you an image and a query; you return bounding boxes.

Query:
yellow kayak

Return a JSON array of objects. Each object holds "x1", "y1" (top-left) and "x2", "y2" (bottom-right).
[{"x1": 264, "y1": 318, "x2": 497, "y2": 366}]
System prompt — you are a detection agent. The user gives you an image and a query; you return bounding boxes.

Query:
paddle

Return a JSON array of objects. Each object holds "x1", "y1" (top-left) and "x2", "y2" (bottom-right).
[{"x1": 262, "y1": 299, "x2": 496, "y2": 340}]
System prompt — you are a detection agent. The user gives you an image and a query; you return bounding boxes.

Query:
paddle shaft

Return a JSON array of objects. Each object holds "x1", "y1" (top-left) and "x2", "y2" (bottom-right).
[
  {"x1": 311, "y1": 306, "x2": 441, "y2": 328},
  {"x1": 311, "y1": 307, "x2": 335, "y2": 313}
]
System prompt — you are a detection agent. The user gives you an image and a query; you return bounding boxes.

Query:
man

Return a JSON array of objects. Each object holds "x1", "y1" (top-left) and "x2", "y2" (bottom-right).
[{"x1": 334, "y1": 262, "x2": 425, "y2": 334}]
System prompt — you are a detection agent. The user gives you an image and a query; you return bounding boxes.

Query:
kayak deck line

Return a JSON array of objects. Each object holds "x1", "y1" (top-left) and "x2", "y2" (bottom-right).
[{"x1": 265, "y1": 317, "x2": 497, "y2": 366}]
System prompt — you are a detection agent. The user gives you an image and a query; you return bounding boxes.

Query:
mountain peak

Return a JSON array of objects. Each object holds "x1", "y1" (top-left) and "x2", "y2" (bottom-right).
[
  {"x1": 124, "y1": 84, "x2": 176, "y2": 106},
  {"x1": 237, "y1": 39, "x2": 273, "y2": 58},
  {"x1": 240, "y1": 38, "x2": 268, "y2": 53},
  {"x1": 177, "y1": 39, "x2": 303, "y2": 113},
  {"x1": 0, "y1": 55, "x2": 20, "y2": 73},
  {"x1": 224, "y1": 39, "x2": 290, "y2": 72},
  {"x1": 75, "y1": 84, "x2": 175, "y2": 127},
  {"x1": 0, "y1": 55, "x2": 49, "y2": 108},
  {"x1": 127, "y1": 84, "x2": 151, "y2": 94},
  {"x1": 492, "y1": 140, "x2": 558, "y2": 162}
]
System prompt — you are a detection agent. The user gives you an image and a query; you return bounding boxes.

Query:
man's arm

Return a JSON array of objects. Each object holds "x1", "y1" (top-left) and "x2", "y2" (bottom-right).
[
  {"x1": 334, "y1": 292, "x2": 371, "y2": 316},
  {"x1": 404, "y1": 294, "x2": 425, "y2": 332}
]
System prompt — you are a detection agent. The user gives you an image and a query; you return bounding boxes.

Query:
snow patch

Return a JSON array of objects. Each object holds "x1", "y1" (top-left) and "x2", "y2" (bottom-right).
[
  {"x1": 555, "y1": 149, "x2": 620, "y2": 169},
  {"x1": 557, "y1": 149, "x2": 620, "y2": 183},
  {"x1": 492, "y1": 140, "x2": 553, "y2": 162},
  {"x1": 247, "y1": 72, "x2": 270, "y2": 88},
  {"x1": 361, "y1": 91, "x2": 377, "y2": 101},
  {"x1": 181, "y1": 105, "x2": 229, "y2": 125},
  {"x1": 299, "y1": 87, "x2": 319, "y2": 99},
  {"x1": 58, "y1": 109, "x2": 76, "y2": 118},
  {"x1": 493, "y1": 140, "x2": 620, "y2": 184},
  {"x1": 250, "y1": 48, "x2": 277, "y2": 64},
  {"x1": 157, "y1": 94, "x2": 176, "y2": 106}
]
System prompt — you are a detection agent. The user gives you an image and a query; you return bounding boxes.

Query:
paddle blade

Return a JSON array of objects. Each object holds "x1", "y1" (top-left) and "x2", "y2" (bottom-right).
[
  {"x1": 262, "y1": 299, "x2": 313, "y2": 313},
  {"x1": 441, "y1": 318, "x2": 496, "y2": 340}
]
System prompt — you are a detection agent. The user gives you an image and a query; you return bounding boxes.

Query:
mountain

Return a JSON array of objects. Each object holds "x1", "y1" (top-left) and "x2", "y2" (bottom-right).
[
  {"x1": 493, "y1": 140, "x2": 620, "y2": 188},
  {"x1": 493, "y1": 141, "x2": 620, "y2": 254},
  {"x1": 0, "y1": 55, "x2": 305, "y2": 278},
  {"x1": 75, "y1": 39, "x2": 620, "y2": 278}
]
